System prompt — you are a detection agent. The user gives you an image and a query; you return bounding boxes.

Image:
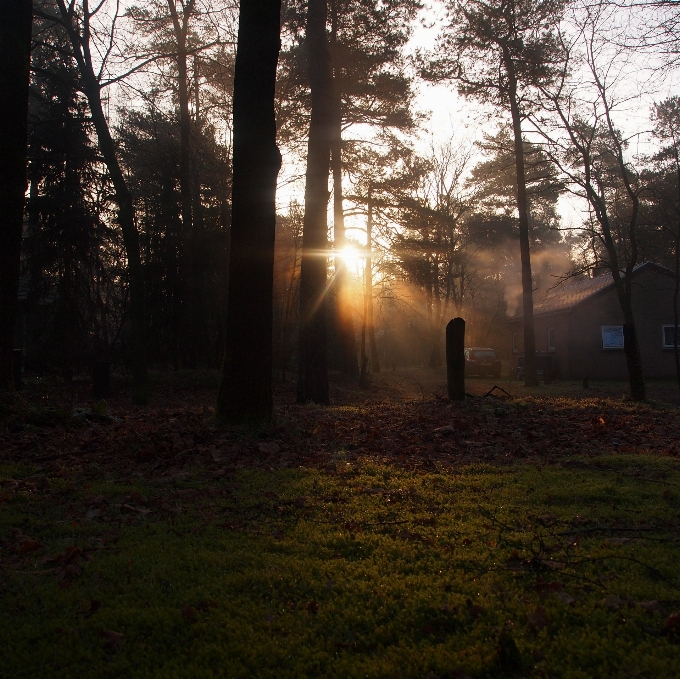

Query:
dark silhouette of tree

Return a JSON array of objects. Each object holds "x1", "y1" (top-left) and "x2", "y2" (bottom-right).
[
  {"x1": 278, "y1": 0, "x2": 418, "y2": 378},
  {"x1": 215, "y1": 0, "x2": 282, "y2": 422},
  {"x1": 327, "y1": 0, "x2": 418, "y2": 377},
  {"x1": 424, "y1": 0, "x2": 567, "y2": 386},
  {"x1": 118, "y1": 105, "x2": 231, "y2": 370},
  {"x1": 24, "y1": 36, "x2": 116, "y2": 379},
  {"x1": 0, "y1": 0, "x2": 32, "y2": 391},
  {"x1": 297, "y1": 0, "x2": 332, "y2": 405},
  {"x1": 537, "y1": 15, "x2": 647, "y2": 400},
  {"x1": 391, "y1": 142, "x2": 477, "y2": 367},
  {"x1": 35, "y1": 0, "x2": 149, "y2": 403},
  {"x1": 126, "y1": 0, "x2": 236, "y2": 368},
  {"x1": 645, "y1": 96, "x2": 680, "y2": 389}
]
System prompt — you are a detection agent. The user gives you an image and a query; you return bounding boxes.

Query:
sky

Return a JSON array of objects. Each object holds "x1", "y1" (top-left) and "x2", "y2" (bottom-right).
[
  {"x1": 105, "y1": 0, "x2": 679, "y2": 261},
  {"x1": 278, "y1": 0, "x2": 679, "y2": 250}
]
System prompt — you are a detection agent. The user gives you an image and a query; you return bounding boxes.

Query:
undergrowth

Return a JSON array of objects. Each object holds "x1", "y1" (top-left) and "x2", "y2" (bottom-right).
[{"x1": 2, "y1": 453, "x2": 680, "y2": 678}]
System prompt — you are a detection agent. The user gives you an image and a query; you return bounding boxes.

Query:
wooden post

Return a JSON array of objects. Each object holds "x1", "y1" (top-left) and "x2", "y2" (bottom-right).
[{"x1": 446, "y1": 317, "x2": 465, "y2": 401}]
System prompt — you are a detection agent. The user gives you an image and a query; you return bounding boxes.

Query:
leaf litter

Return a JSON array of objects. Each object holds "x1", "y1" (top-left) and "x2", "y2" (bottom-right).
[{"x1": 1, "y1": 373, "x2": 680, "y2": 677}]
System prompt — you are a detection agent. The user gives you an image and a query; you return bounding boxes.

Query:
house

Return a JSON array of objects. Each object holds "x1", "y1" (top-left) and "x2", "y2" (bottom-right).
[{"x1": 507, "y1": 262, "x2": 678, "y2": 380}]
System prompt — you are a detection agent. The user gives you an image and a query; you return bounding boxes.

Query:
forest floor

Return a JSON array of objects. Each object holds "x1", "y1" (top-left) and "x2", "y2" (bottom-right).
[{"x1": 2, "y1": 369, "x2": 680, "y2": 678}]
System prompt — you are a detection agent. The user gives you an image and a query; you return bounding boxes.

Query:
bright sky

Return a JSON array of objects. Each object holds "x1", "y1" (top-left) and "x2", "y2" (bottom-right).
[{"x1": 106, "y1": 0, "x2": 678, "y2": 254}]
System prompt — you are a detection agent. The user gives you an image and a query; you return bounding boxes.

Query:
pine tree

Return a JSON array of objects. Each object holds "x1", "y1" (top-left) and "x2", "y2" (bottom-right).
[
  {"x1": 297, "y1": 0, "x2": 332, "y2": 404},
  {"x1": 0, "y1": 0, "x2": 32, "y2": 391},
  {"x1": 424, "y1": 0, "x2": 567, "y2": 386},
  {"x1": 36, "y1": 0, "x2": 149, "y2": 402}
]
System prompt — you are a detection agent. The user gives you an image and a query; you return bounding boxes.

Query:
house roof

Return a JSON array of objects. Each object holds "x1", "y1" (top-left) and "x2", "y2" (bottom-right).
[{"x1": 510, "y1": 261, "x2": 673, "y2": 319}]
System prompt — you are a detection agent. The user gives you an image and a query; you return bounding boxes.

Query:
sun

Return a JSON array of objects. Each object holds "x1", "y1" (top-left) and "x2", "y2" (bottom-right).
[{"x1": 339, "y1": 244, "x2": 362, "y2": 271}]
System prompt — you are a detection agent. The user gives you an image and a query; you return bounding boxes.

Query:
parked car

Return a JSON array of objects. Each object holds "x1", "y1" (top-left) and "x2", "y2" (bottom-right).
[{"x1": 464, "y1": 347, "x2": 502, "y2": 377}]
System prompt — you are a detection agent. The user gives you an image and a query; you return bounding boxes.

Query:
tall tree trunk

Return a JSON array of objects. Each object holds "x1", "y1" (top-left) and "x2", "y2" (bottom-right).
[
  {"x1": 329, "y1": 0, "x2": 357, "y2": 377},
  {"x1": 0, "y1": 0, "x2": 32, "y2": 392},
  {"x1": 297, "y1": 0, "x2": 332, "y2": 404},
  {"x1": 215, "y1": 0, "x2": 282, "y2": 422},
  {"x1": 190, "y1": 54, "x2": 208, "y2": 365},
  {"x1": 604, "y1": 251, "x2": 645, "y2": 401},
  {"x1": 504, "y1": 49, "x2": 538, "y2": 387},
  {"x1": 55, "y1": 2, "x2": 148, "y2": 403},
  {"x1": 168, "y1": 0, "x2": 196, "y2": 369},
  {"x1": 80, "y1": 77, "x2": 147, "y2": 403},
  {"x1": 366, "y1": 184, "x2": 380, "y2": 373},
  {"x1": 429, "y1": 247, "x2": 442, "y2": 368},
  {"x1": 674, "y1": 159, "x2": 680, "y2": 391},
  {"x1": 359, "y1": 265, "x2": 368, "y2": 385},
  {"x1": 281, "y1": 226, "x2": 301, "y2": 383}
]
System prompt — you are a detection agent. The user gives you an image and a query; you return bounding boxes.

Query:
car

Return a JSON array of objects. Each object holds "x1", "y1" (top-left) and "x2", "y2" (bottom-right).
[{"x1": 464, "y1": 347, "x2": 502, "y2": 378}]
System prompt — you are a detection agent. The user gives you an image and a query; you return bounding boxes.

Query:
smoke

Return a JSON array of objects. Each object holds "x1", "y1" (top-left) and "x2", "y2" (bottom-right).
[{"x1": 503, "y1": 245, "x2": 574, "y2": 317}]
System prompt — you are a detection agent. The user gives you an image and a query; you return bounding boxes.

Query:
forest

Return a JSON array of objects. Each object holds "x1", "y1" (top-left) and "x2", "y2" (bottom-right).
[
  {"x1": 1, "y1": 0, "x2": 679, "y2": 412},
  {"x1": 2, "y1": 1, "x2": 680, "y2": 677}
]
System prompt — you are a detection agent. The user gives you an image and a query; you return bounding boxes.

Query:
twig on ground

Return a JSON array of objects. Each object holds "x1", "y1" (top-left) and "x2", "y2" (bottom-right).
[{"x1": 483, "y1": 385, "x2": 511, "y2": 398}]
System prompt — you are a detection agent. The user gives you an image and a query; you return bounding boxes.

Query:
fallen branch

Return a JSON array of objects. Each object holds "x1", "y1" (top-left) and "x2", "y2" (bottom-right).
[{"x1": 483, "y1": 385, "x2": 511, "y2": 398}]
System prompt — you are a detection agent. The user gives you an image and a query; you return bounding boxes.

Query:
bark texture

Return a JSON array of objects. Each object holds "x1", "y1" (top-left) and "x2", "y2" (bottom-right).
[
  {"x1": 215, "y1": 0, "x2": 282, "y2": 422},
  {"x1": 0, "y1": 0, "x2": 32, "y2": 392},
  {"x1": 366, "y1": 184, "x2": 380, "y2": 373},
  {"x1": 505, "y1": 50, "x2": 538, "y2": 387},
  {"x1": 168, "y1": 0, "x2": 197, "y2": 368},
  {"x1": 297, "y1": 0, "x2": 332, "y2": 404},
  {"x1": 329, "y1": 1, "x2": 357, "y2": 377}
]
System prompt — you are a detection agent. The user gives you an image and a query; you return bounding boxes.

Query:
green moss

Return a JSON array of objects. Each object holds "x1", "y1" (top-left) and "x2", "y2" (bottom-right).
[{"x1": 1, "y1": 455, "x2": 680, "y2": 677}]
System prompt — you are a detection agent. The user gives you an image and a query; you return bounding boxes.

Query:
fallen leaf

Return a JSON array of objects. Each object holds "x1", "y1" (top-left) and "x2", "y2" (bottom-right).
[
  {"x1": 599, "y1": 595, "x2": 630, "y2": 610},
  {"x1": 99, "y1": 629, "x2": 124, "y2": 651},
  {"x1": 665, "y1": 611, "x2": 680, "y2": 633},
  {"x1": 540, "y1": 559, "x2": 565, "y2": 570},
  {"x1": 122, "y1": 504, "x2": 151, "y2": 514},
  {"x1": 639, "y1": 600, "x2": 665, "y2": 615},
  {"x1": 535, "y1": 580, "x2": 563, "y2": 592},
  {"x1": 434, "y1": 424, "x2": 457, "y2": 435},
  {"x1": 19, "y1": 539, "x2": 42, "y2": 554},
  {"x1": 527, "y1": 606, "x2": 549, "y2": 629},
  {"x1": 555, "y1": 591, "x2": 576, "y2": 605},
  {"x1": 196, "y1": 599, "x2": 218, "y2": 611}
]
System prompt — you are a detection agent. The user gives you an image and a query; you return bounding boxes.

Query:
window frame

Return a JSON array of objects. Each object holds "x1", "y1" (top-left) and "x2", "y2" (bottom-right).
[
  {"x1": 547, "y1": 328, "x2": 556, "y2": 352},
  {"x1": 601, "y1": 325, "x2": 624, "y2": 350},
  {"x1": 662, "y1": 324, "x2": 679, "y2": 349}
]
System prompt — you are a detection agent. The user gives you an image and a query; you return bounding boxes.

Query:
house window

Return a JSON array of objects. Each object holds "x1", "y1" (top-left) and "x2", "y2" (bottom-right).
[
  {"x1": 512, "y1": 332, "x2": 519, "y2": 353},
  {"x1": 601, "y1": 325, "x2": 624, "y2": 349},
  {"x1": 663, "y1": 325, "x2": 679, "y2": 349},
  {"x1": 547, "y1": 328, "x2": 556, "y2": 352}
]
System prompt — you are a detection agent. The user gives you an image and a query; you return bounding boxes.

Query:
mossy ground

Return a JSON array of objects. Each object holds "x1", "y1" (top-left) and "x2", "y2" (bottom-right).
[{"x1": 2, "y1": 447, "x2": 680, "y2": 678}]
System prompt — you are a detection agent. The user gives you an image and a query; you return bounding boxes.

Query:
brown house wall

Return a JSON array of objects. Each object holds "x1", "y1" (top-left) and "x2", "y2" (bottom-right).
[{"x1": 509, "y1": 267, "x2": 678, "y2": 380}]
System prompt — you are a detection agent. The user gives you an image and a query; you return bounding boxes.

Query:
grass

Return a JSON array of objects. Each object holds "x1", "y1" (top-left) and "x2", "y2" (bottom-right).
[{"x1": 2, "y1": 451, "x2": 680, "y2": 678}]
